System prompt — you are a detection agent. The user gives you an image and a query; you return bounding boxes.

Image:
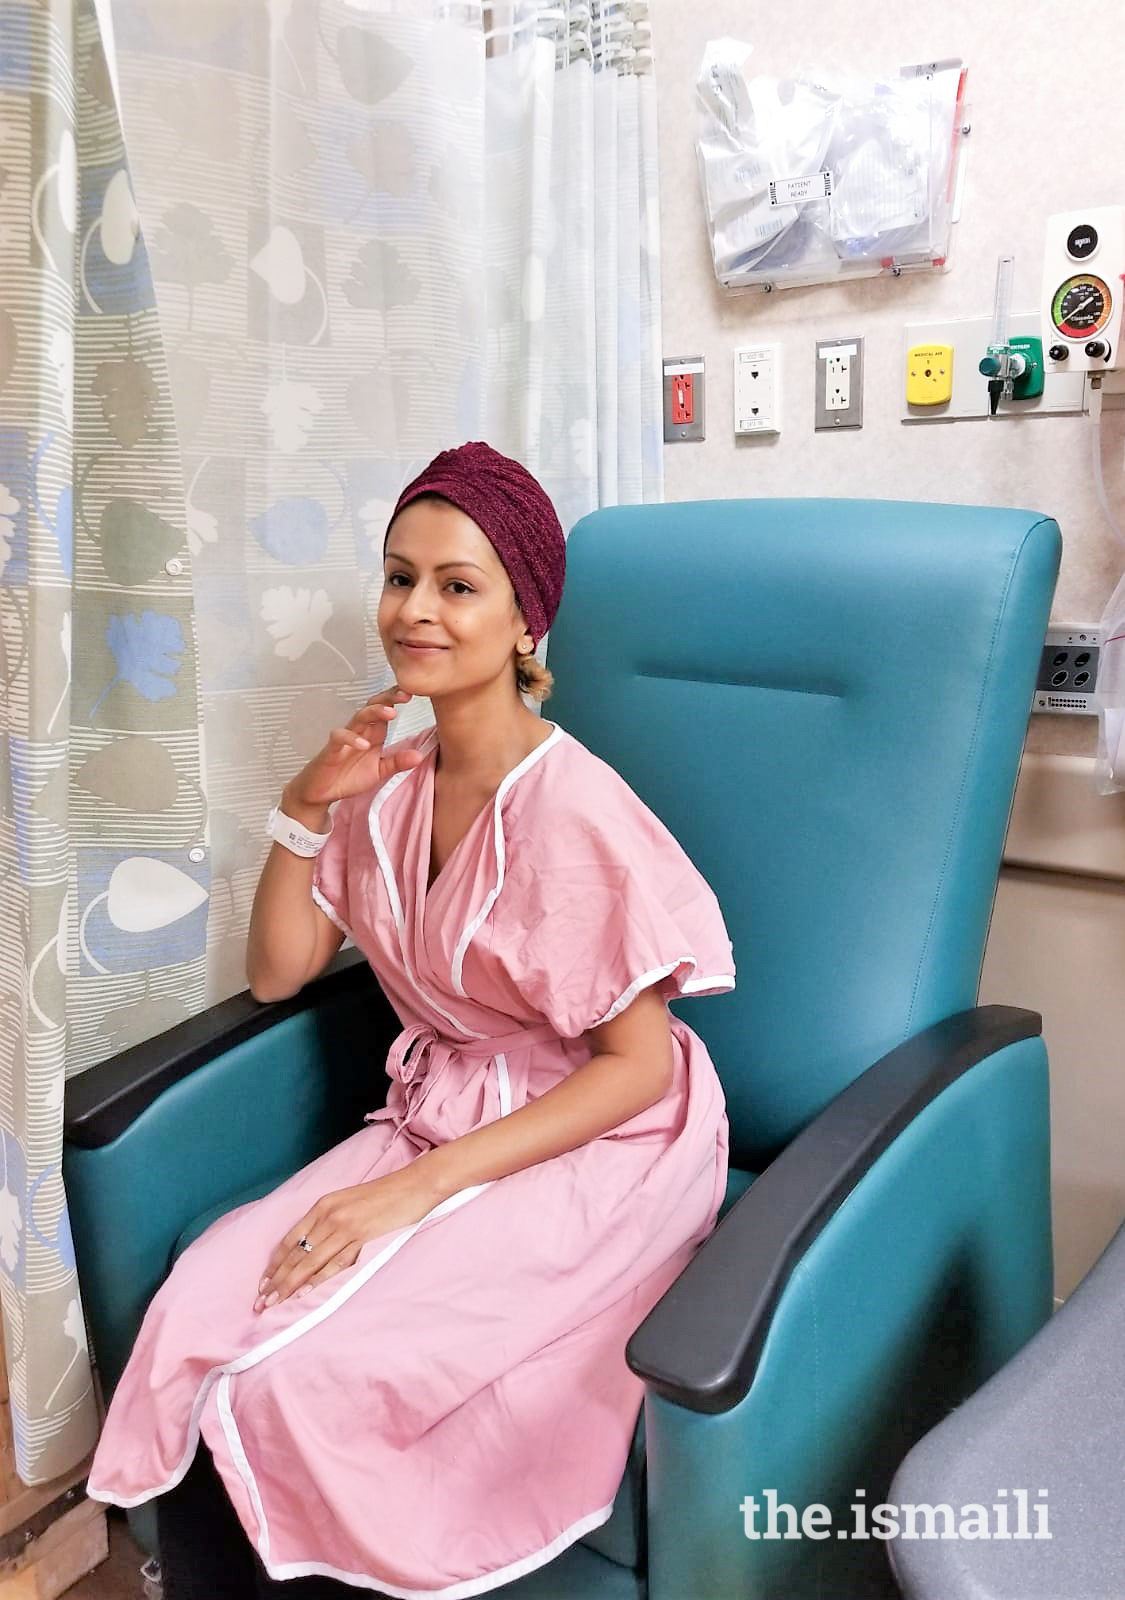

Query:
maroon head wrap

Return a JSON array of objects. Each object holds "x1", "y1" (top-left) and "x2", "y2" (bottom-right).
[{"x1": 385, "y1": 442, "x2": 566, "y2": 647}]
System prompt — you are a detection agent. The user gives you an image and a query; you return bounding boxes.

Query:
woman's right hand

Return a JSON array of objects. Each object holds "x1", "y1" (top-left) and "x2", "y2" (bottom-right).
[{"x1": 282, "y1": 687, "x2": 425, "y2": 816}]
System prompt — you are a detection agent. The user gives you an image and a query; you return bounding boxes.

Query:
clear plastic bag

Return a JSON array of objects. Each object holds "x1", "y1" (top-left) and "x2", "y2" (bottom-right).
[
  {"x1": 695, "y1": 42, "x2": 965, "y2": 291},
  {"x1": 695, "y1": 41, "x2": 838, "y2": 284}
]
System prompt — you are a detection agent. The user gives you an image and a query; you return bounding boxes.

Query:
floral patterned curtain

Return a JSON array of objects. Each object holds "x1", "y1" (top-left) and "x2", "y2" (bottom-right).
[
  {"x1": 0, "y1": 0, "x2": 660, "y2": 1481},
  {"x1": 0, "y1": 0, "x2": 205, "y2": 1481}
]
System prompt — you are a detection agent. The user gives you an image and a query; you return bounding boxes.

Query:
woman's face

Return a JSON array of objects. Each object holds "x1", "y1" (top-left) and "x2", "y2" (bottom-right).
[{"x1": 378, "y1": 496, "x2": 530, "y2": 695}]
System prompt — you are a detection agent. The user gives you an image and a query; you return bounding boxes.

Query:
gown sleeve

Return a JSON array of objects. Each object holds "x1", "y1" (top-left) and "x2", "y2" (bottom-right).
[
  {"x1": 490, "y1": 768, "x2": 737, "y2": 1040},
  {"x1": 311, "y1": 792, "x2": 360, "y2": 938}
]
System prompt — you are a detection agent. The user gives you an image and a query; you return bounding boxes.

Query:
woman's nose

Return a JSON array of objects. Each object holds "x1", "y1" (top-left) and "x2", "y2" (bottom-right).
[{"x1": 399, "y1": 581, "x2": 436, "y2": 620}]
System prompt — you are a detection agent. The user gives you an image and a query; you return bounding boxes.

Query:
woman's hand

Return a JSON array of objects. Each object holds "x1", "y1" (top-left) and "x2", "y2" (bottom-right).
[
  {"x1": 283, "y1": 685, "x2": 425, "y2": 817},
  {"x1": 253, "y1": 1166, "x2": 442, "y2": 1312}
]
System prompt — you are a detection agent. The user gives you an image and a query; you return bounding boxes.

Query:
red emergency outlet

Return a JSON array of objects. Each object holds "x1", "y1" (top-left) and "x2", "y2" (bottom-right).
[
  {"x1": 663, "y1": 356, "x2": 705, "y2": 441},
  {"x1": 672, "y1": 373, "x2": 695, "y2": 425}
]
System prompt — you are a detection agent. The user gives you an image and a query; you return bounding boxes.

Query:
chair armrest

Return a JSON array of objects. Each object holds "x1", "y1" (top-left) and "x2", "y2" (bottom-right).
[
  {"x1": 64, "y1": 949, "x2": 382, "y2": 1148},
  {"x1": 626, "y1": 1004, "x2": 1042, "y2": 1415},
  {"x1": 63, "y1": 950, "x2": 403, "y2": 1394}
]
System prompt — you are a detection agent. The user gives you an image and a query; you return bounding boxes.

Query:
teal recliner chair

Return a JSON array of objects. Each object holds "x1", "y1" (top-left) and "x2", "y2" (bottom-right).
[{"x1": 65, "y1": 499, "x2": 1060, "y2": 1599}]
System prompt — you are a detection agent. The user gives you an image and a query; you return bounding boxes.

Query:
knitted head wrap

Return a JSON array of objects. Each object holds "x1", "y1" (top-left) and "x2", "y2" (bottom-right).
[{"x1": 385, "y1": 442, "x2": 566, "y2": 647}]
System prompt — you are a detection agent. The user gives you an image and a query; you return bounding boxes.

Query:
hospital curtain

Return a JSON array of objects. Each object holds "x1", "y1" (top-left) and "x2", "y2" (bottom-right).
[
  {"x1": 0, "y1": 0, "x2": 661, "y2": 1480},
  {"x1": 0, "y1": 0, "x2": 204, "y2": 1482}
]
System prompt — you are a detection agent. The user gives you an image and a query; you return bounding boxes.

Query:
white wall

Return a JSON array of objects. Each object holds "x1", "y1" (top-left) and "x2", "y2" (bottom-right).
[
  {"x1": 650, "y1": 0, "x2": 1125, "y2": 762},
  {"x1": 983, "y1": 866, "x2": 1125, "y2": 1298},
  {"x1": 981, "y1": 760, "x2": 1125, "y2": 1297},
  {"x1": 649, "y1": 1, "x2": 1125, "y2": 1291}
]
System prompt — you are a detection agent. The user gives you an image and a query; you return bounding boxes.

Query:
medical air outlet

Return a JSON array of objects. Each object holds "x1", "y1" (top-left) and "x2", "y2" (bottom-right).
[{"x1": 1042, "y1": 207, "x2": 1125, "y2": 374}]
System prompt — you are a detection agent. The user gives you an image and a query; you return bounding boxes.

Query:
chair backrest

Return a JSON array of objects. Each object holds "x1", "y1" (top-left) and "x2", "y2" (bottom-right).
[{"x1": 545, "y1": 499, "x2": 1060, "y2": 1168}]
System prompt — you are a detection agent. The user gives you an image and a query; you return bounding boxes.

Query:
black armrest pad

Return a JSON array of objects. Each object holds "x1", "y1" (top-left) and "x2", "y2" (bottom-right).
[
  {"x1": 64, "y1": 950, "x2": 389, "y2": 1148},
  {"x1": 626, "y1": 1004, "x2": 1042, "y2": 1414}
]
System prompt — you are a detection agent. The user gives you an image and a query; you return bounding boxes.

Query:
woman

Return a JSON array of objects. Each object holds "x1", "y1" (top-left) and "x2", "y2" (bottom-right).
[{"x1": 88, "y1": 442, "x2": 736, "y2": 1598}]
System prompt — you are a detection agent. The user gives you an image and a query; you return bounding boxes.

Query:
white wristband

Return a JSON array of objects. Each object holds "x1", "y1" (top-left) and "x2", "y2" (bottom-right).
[{"x1": 266, "y1": 804, "x2": 333, "y2": 858}]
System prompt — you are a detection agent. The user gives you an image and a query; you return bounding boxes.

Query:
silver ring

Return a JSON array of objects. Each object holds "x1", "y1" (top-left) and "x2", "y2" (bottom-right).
[{"x1": 298, "y1": 1236, "x2": 313, "y2": 1253}]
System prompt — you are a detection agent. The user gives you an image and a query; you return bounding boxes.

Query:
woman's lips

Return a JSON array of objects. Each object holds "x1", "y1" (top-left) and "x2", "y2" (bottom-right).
[{"x1": 398, "y1": 642, "x2": 447, "y2": 654}]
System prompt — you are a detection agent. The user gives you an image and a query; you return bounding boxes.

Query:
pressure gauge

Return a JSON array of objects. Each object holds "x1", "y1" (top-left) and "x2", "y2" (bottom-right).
[
  {"x1": 1050, "y1": 274, "x2": 1113, "y2": 340},
  {"x1": 1043, "y1": 208, "x2": 1125, "y2": 373}
]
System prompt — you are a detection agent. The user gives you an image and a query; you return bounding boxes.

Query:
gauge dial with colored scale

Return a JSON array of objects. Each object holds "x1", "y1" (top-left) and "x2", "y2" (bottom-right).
[{"x1": 1051, "y1": 274, "x2": 1113, "y2": 339}]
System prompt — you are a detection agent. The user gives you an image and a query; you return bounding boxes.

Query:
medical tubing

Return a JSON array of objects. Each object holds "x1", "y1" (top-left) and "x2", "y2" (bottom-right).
[
  {"x1": 1091, "y1": 397, "x2": 1125, "y2": 792},
  {"x1": 1091, "y1": 407, "x2": 1125, "y2": 554}
]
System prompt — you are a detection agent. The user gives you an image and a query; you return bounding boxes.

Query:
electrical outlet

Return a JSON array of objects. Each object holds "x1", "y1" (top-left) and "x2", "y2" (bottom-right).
[
  {"x1": 663, "y1": 356, "x2": 705, "y2": 441},
  {"x1": 1033, "y1": 625, "x2": 1103, "y2": 715},
  {"x1": 826, "y1": 352, "x2": 850, "y2": 410},
  {"x1": 815, "y1": 337, "x2": 864, "y2": 430},
  {"x1": 734, "y1": 345, "x2": 780, "y2": 434},
  {"x1": 672, "y1": 374, "x2": 694, "y2": 424}
]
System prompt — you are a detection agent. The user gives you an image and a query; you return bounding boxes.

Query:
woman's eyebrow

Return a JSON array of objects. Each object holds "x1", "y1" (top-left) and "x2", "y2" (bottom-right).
[{"x1": 384, "y1": 550, "x2": 487, "y2": 574}]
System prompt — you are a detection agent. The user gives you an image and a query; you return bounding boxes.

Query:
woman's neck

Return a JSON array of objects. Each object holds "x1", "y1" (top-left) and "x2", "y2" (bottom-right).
[{"x1": 432, "y1": 696, "x2": 548, "y2": 787}]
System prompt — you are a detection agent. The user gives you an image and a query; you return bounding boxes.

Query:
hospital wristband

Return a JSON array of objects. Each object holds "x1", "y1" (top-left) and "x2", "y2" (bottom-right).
[{"x1": 266, "y1": 804, "x2": 333, "y2": 858}]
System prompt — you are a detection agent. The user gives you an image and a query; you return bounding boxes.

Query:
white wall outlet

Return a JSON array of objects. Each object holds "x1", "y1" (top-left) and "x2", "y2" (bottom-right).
[
  {"x1": 734, "y1": 345, "x2": 780, "y2": 435},
  {"x1": 826, "y1": 352, "x2": 850, "y2": 410},
  {"x1": 815, "y1": 337, "x2": 864, "y2": 429}
]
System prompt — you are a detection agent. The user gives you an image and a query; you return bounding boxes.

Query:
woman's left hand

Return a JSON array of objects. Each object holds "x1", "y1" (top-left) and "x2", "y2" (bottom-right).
[{"x1": 254, "y1": 1165, "x2": 441, "y2": 1313}]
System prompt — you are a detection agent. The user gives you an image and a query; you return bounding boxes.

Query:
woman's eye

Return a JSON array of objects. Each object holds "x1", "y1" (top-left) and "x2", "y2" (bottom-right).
[{"x1": 386, "y1": 573, "x2": 473, "y2": 594}]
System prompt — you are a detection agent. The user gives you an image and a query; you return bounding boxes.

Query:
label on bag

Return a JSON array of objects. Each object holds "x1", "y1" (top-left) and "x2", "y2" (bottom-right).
[{"x1": 769, "y1": 171, "x2": 833, "y2": 207}]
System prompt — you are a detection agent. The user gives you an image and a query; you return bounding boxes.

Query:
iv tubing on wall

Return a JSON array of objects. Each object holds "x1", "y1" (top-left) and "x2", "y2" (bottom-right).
[
  {"x1": 1090, "y1": 397, "x2": 1125, "y2": 554},
  {"x1": 1090, "y1": 379, "x2": 1125, "y2": 791}
]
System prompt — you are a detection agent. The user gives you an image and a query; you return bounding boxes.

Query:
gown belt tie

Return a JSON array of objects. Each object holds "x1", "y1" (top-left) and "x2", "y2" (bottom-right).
[{"x1": 368, "y1": 1019, "x2": 559, "y2": 1130}]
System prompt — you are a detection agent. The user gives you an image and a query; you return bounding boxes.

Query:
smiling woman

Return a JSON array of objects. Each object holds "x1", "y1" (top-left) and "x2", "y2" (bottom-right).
[
  {"x1": 380, "y1": 499, "x2": 534, "y2": 705},
  {"x1": 85, "y1": 443, "x2": 735, "y2": 1600}
]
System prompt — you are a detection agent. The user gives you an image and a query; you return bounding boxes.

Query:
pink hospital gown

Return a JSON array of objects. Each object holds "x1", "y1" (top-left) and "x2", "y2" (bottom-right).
[{"x1": 87, "y1": 719, "x2": 735, "y2": 1597}]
